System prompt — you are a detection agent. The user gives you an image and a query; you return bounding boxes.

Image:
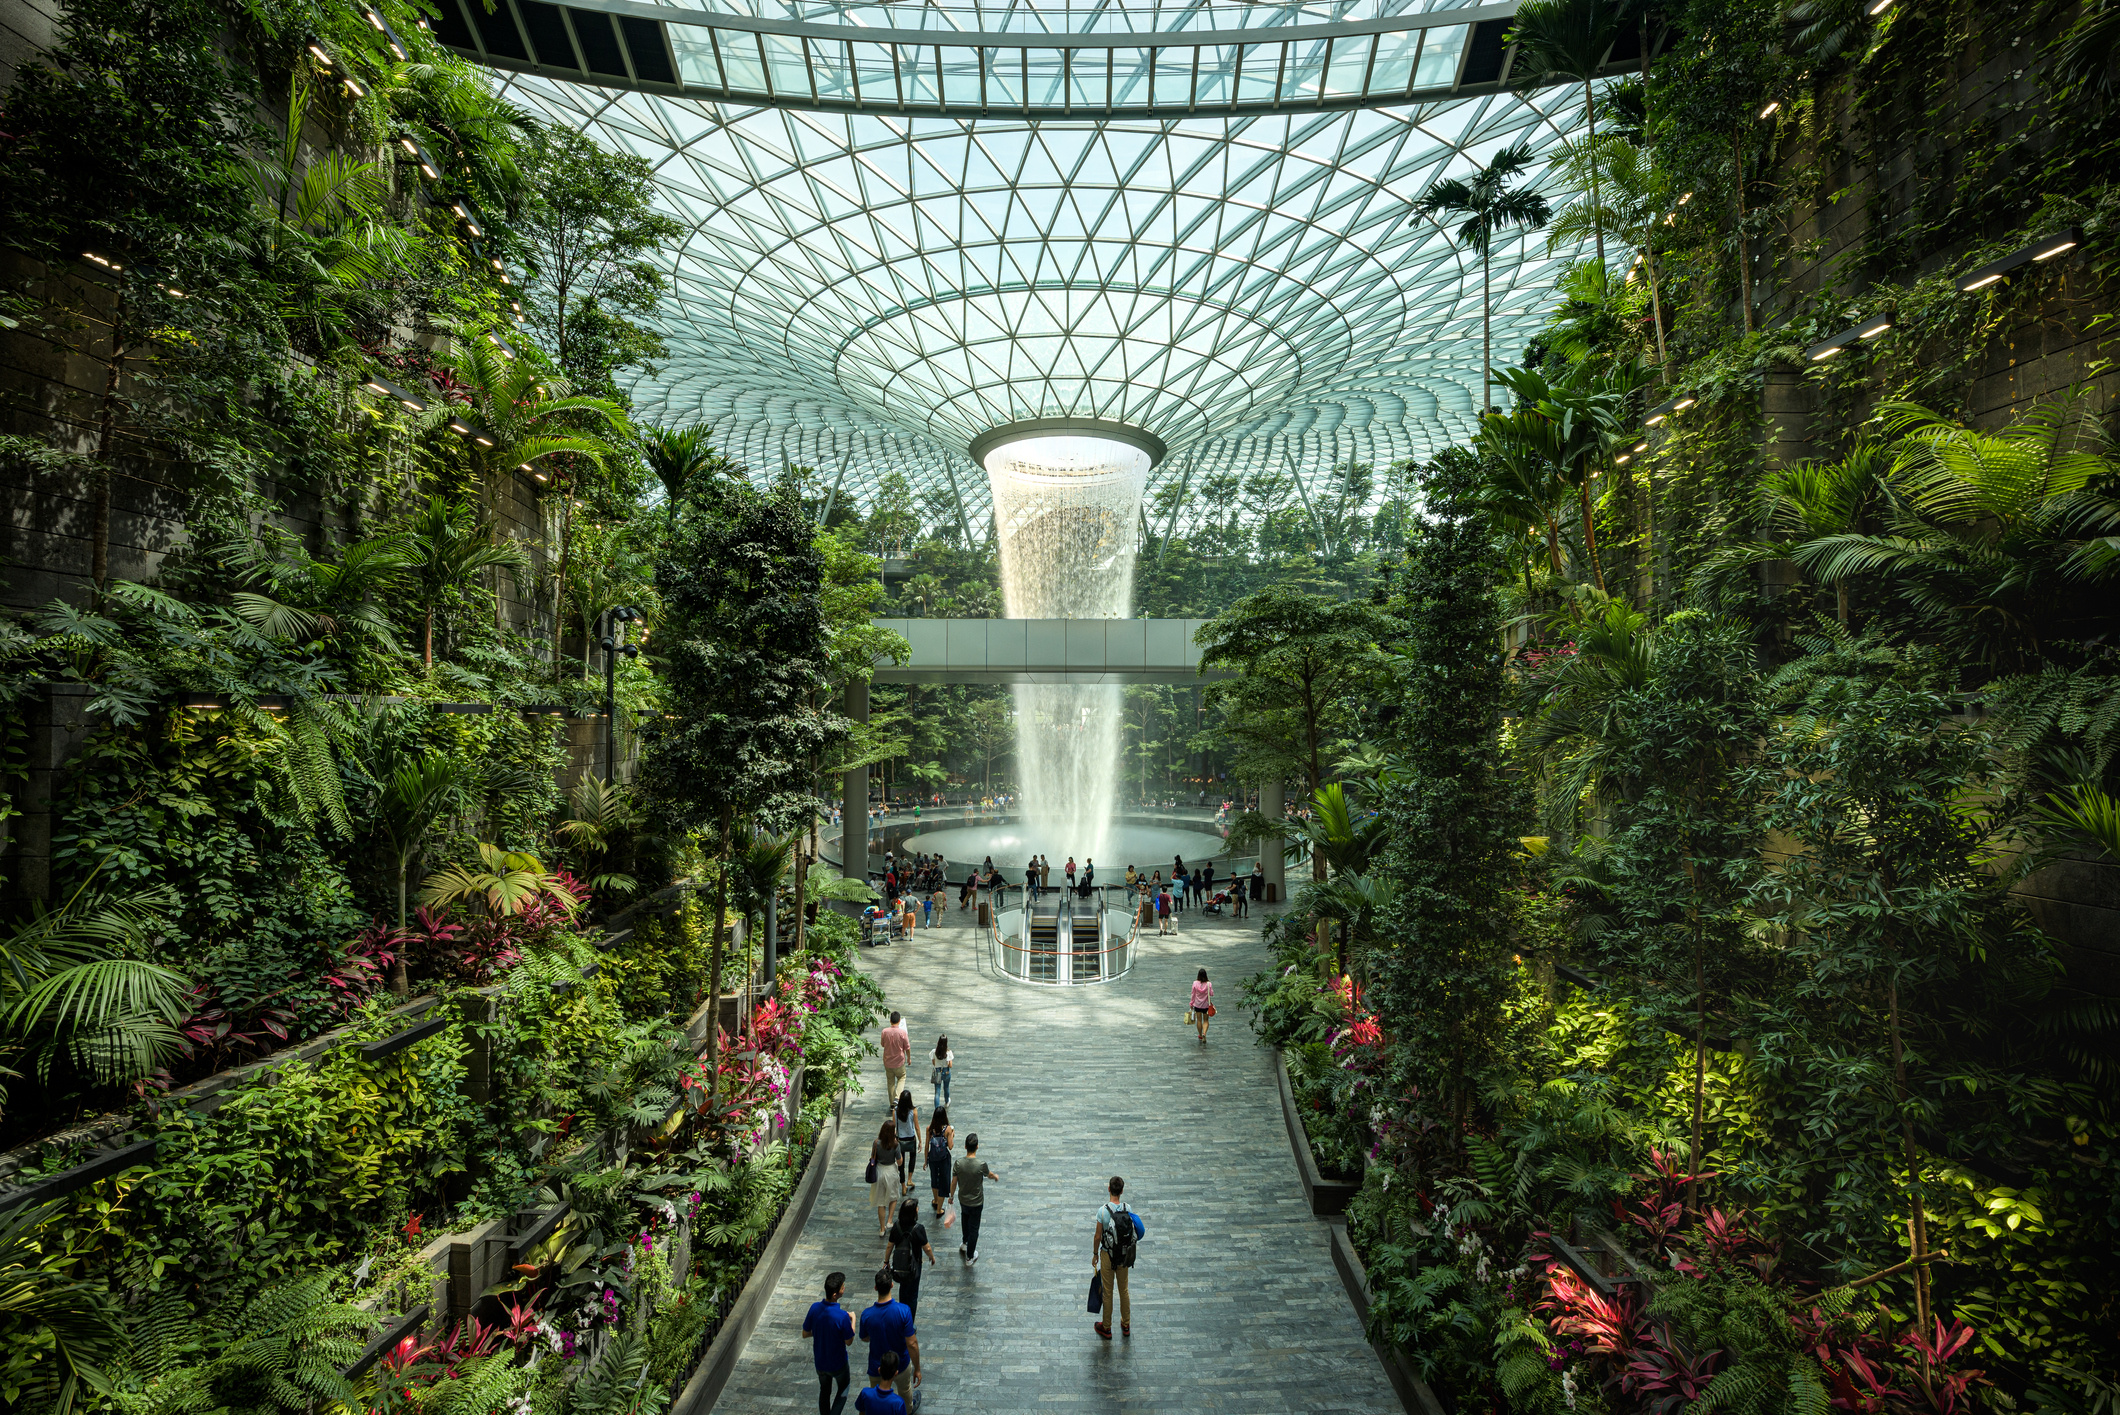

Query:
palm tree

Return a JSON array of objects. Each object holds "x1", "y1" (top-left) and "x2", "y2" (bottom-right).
[
  {"x1": 402, "y1": 495, "x2": 528, "y2": 669},
  {"x1": 1481, "y1": 362, "x2": 1641, "y2": 596},
  {"x1": 1414, "y1": 141, "x2": 1552, "y2": 415},
  {"x1": 1715, "y1": 395, "x2": 2120, "y2": 668},
  {"x1": 371, "y1": 751, "x2": 468, "y2": 995},
  {"x1": 0, "y1": 882, "x2": 187, "y2": 1116},
  {"x1": 1545, "y1": 134, "x2": 1673, "y2": 368},
  {"x1": 1693, "y1": 442, "x2": 1891, "y2": 623},
  {"x1": 641, "y1": 426, "x2": 730, "y2": 531},
  {"x1": 0, "y1": 1201, "x2": 123, "y2": 1415},
  {"x1": 1508, "y1": 0, "x2": 1627, "y2": 270}
]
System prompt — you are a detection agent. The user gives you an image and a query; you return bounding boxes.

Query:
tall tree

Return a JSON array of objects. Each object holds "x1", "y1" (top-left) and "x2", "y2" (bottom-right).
[
  {"x1": 640, "y1": 426, "x2": 732, "y2": 532},
  {"x1": 401, "y1": 496, "x2": 526, "y2": 670},
  {"x1": 1414, "y1": 141, "x2": 1552, "y2": 415},
  {"x1": 1367, "y1": 448, "x2": 1520, "y2": 1128},
  {"x1": 514, "y1": 127, "x2": 683, "y2": 397},
  {"x1": 1508, "y1": 0, "x2": 1626, "y2": 270},
  {"x1": 1196, "y1": 584, "x2": 1397, "y2": 881},
  {"x1": 642, "y1": 476, "x2": 841, "y2": 1106}
]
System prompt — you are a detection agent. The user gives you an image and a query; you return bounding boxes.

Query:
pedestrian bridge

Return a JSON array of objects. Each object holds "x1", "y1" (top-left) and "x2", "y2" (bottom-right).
[{"x1": 871, "y1": 617, "x2": 1228, "y2": 686}]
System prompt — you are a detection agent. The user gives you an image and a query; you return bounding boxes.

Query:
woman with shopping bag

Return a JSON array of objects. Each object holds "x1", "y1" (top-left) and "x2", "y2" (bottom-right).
[{"x1": 1190, "y1": 969, "x2": 1215, "y2": 1042}]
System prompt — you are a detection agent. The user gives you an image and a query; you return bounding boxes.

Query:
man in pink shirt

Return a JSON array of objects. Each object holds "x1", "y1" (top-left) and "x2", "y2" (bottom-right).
[{"x1": 880, "y1": 1011, "x2": 910, "y2": 1113}]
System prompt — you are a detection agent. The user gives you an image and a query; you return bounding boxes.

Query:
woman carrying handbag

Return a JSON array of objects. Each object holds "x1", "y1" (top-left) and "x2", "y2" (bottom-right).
[
  {"x1": 869, "y1": 1121, "x2": 901, "y2": 1237},
  {"x1": 1190, "y1": 968, "x2": 1215, "y2": 1042}
]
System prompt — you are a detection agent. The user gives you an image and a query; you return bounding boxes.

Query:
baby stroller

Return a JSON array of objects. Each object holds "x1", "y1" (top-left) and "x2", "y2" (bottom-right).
[{"x1": 1203, "y1": 890, "x2": 1230, "y2": 916}]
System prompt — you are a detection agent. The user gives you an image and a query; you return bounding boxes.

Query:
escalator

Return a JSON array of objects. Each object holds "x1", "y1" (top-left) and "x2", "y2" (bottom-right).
[
  {"x1": 1028, "y1": 909, "x2": 1060, "y2": 981},
  {"x1": 1070, "y1": 911, "x2": 1102, "y2": 981}
]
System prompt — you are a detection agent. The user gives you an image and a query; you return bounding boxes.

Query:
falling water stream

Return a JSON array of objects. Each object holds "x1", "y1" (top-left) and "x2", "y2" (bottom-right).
[{"x1": 981, "y1": 434, "x2": 1151, "y2": 867}]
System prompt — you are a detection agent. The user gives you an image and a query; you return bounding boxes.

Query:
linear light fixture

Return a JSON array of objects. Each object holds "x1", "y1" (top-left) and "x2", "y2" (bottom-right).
[
  {"x1": 445, "y1": 415, "x2": 497, "y2": 447},
  {"x1": 1866, "y1": 0, "x2": 1892, "y2": 13},
  {"x1": 1614, "y1": 453, "x2": 1632, "y2": 465},
  {"x1": 1805, "y1": 310, "x2": 1895, "y2": 361},
  {"x1": 176, "y1": 692, "x2": 225, "y2": 710},
  {"x1": 449, "y1": 196, "x2": 485, "y2": 237},
  {"x1": 396, "y1": 135, "x2": 441, "y2": 180},
  {"x1": 485, "y1": 331, "x2": 516, "y2": 359},
  {"x1": 343, "y1": 76, "x2": 367, "y2": 97},
  {"x1": 307, "y1": 43, "x2": 333, "y2": 66},
  {"x1": 361, "y1": 374, "x2": 427, "y2": 412},
  {"x1": 1955, "y1": 228, "x2": 2084, "y2": 292},
  {"x1": 1645, "y1": 392, "x2": 1698, "y2": 427},
  {"x1": 82, "y1": 250, "x2": 123, "y2": 272},
  {"x1": 360, "y1": 4, "x2": 410, "y2": 59},
  {"x1": 1759, "y1": 100, "x2": 1780, "y2": 118}
]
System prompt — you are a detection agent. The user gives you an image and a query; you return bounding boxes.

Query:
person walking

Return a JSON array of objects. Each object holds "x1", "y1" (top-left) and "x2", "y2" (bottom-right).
[
  {"x1": 855, "y1": 1353, "x2": 907, "y2": 1415},
  {"x1": 858, "y1": 1272, "x2": 921, "y2": 1406},
  {"x1": 1156, "y1": 881, "x2": 1172, "y2": 935},
  {"x1": 1232, "y1": 872, "x2": 1250, "y2": 919},
  {"x1": 893, "y1": 1091, "x2": 922, "y2": 1193},
  {"x1": 804, "y1": 1272, "x2": 856, "y2": 1415},
  {"x1": 885, "y1": 1198, "x2": 936, "y2": 1320},
  {"x1": 1191, "y1": 968, "x2": 1215, "y2": 1042},
  {"x1": 869, "y1": 1121, "x2": 902, "y2": 1237},
  {"x1": 1091, "y1": 1175, "x2": 1140, "y2": 1340},
  {"x1": 958, "y1": 871, "x2": 975, "y2": 911},
  {"x1": 928, "y1": 1037, "x2": 953, "y2": 1112},
  {"x1": 1124, "y1": 865, "x2": 1138, "y2": 904},
  {"x1": 880, "y1": 1012, "x2": 910, "y2": 1113},
  {"x1": 924, "y1": 1104, "x2": 955, "y2": 1226},
  {"x1": 950, "y1": 1133, "x2": 1000, "y2": 1264},
  {"x1": 1025, "y1": 857, "x2": 1039, "y2": 904},
  {"x1": 1172, "y1": 866, "x2": 1188, "y2": 914}
]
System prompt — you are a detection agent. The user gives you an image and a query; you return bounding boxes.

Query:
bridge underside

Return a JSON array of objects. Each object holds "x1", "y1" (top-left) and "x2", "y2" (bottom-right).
[{"x1": 872, "y1": 617, "x2": 1227, "y2": 685}]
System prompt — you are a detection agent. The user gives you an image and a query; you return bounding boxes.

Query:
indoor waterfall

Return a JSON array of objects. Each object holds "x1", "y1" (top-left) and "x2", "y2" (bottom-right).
[{"x1": 981, "y1": 432, "x2": 1151, "y2": 866}]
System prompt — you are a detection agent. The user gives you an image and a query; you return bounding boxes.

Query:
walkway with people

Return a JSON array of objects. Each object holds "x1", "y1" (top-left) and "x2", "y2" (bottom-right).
[{"x1": 718, "y1": 898, "x2": 1401, "y2": 1413}]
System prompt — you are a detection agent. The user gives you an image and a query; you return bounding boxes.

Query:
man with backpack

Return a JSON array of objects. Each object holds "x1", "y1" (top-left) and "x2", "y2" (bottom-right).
[{"x1": 1091, "y1": 1174, "x2": 1140, "y2": 1339}]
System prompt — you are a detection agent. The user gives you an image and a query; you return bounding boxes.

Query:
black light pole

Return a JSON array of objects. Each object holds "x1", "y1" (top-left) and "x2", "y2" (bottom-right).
[{"x1": 600, "y1": 605, "x2": 640, "y2": 782}]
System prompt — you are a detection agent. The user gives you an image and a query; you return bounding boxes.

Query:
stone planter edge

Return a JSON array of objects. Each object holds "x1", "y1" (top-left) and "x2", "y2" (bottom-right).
[
  {"x1": 671, "y1": 1086, "x2": 848, "y2": 1415},
  {"x1": 1330, "y1": 1222, "x2": 1451, "y2": 1415},
  {"x1": 1274, "y1": 1047, "x2": 1361, "y2": 1217}
]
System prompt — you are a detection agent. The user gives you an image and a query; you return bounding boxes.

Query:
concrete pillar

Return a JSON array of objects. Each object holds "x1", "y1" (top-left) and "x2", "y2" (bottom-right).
[
  {"x1": 842, "y1": 679, "x2": 869, "y2": 883},
  {"x1": 1260, "y1": 775, "x2": 1286, "y2": 904}
]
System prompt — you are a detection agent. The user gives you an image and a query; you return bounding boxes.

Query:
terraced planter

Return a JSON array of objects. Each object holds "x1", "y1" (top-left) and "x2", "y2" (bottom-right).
[
  {"x1": 668, "y1": 1087, "x2": 847, "y2": 1415},
  {"x1": 1274, "y1": 1049, "x2": 1361, "y2": 1216},
  {"x1": 1330, "y1": 1224, "x2": 1451, "y2": 1415}
]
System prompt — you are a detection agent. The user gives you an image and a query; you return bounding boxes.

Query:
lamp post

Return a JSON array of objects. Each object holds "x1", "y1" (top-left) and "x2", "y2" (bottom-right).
[{"x1": 600, "y1": 606, "x2": 640, "y2": 782}]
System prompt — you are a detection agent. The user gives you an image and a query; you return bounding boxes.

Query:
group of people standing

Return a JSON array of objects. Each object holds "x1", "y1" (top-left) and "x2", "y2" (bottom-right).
[{"x1": 807, "y1": 1012, "x2": 1001, "y2": 1414}]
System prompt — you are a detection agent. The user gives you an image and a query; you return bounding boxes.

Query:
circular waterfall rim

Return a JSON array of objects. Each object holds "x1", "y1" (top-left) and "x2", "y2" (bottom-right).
[{"x1": 968, "y1": 417, "x2": 1167, "y2": 469}]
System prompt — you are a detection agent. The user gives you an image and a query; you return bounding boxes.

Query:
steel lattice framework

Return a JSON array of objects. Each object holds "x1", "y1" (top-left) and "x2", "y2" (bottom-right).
[{"x1": 470, "y1": 0, "x2": 1614, "y2": 536}]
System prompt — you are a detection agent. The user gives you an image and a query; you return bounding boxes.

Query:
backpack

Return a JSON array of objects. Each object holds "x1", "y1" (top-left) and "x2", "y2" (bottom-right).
[
  {"x1": 927, "y1": 1133, "x2": 949, "y2": 1168},
  {"x1": 890, "y1": 1226, "x2": 920, "y2": 1278},
  {"x1": 1102, "y1": 1204, "x2": 1137, "y2": 1268}
]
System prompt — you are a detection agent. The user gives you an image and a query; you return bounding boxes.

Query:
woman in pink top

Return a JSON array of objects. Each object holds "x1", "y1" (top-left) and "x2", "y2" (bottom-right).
[{"x1": 1190, "y1": 969, "x2": 1215, "y2": 1042}]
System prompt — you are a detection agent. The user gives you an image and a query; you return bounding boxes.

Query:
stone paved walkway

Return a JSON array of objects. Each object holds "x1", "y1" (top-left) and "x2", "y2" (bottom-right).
[{"x1": 717, "y1": 899, "x2": 1400, "y2": 1414}]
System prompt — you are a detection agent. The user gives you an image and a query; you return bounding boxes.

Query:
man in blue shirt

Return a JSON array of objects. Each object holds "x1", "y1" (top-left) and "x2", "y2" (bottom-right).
[
  {"x1": 802, "y1": 1271, "x2": 855, "y2": 1415},
  {"x1": 854, "y1": 1353, "x2": 908, "y2": 1415},
  {"x1": 857, "y1": 1270, "x2": 921, "y2": 1404}
]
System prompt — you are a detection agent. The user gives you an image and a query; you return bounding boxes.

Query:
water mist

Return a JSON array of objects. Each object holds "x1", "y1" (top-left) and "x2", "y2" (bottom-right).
[{"x1": 982, "y1": 433, "x2": 1151, "y2": 867}]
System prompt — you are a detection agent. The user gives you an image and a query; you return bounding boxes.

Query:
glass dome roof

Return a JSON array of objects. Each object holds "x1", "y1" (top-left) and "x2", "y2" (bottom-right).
[{"x1": 477, "y1": 0, "x2": 1593, "y2": 535}]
